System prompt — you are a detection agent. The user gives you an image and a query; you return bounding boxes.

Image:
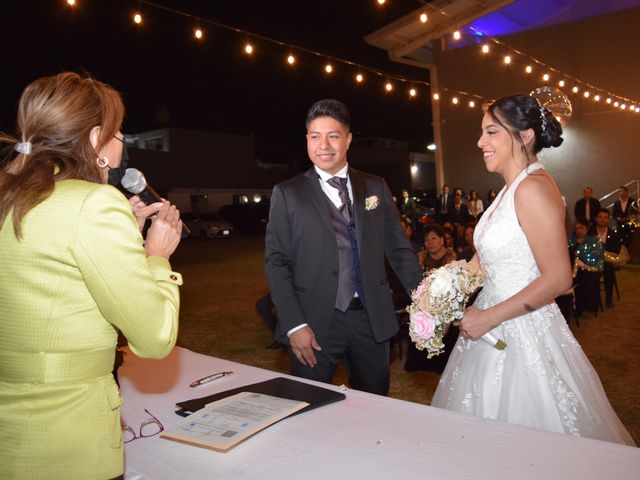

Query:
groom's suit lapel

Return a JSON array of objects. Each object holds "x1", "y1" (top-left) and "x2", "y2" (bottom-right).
[{"x1": 303, "y1": 168, "x2": 334, "y2": 235}]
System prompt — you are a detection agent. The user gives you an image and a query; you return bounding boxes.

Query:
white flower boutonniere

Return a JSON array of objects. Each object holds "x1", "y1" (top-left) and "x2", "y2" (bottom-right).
[{"x1": 365, "y1": 195, "x2": 380, "y2": 211}]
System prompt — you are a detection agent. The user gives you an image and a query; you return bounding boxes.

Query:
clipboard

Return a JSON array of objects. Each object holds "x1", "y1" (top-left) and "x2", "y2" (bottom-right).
[{"x1": 175, "y1": 376, "x2": 346, "y2": 417}]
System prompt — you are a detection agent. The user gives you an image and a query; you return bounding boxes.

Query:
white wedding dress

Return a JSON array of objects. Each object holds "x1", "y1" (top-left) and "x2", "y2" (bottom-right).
[{"x1": 431, "y1": 162, "x2": 635, "y2": 446}]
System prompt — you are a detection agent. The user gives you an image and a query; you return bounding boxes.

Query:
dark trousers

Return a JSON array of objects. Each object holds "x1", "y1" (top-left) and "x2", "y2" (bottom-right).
[
  {"x1": 574, "y1": 269, "x2": 601, "y2": 316},
  {"x1": 602, "y1": 262, "x2": 616, "y2": 304},
  {"x1": 290, "y1": 307, "x2": 390, "y2": 396}
]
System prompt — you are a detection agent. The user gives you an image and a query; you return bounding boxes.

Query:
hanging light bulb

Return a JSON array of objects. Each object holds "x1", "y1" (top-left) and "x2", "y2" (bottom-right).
[
  {"x1": 287, "y1": 54, "x2": 296, "y2": 65},
  {"x1": 621, "y1": 103, "x2": 627, "y2": 110},
  {"x1": 594, "y1": 95, "x2": 601, "y2": 102},
  {"x1": 606, "y1": 98, "x2": 612, "y2": 104},
  {"x1": 194, "y1": 28, "x2": 203, "y2": 40},
  {"x1": 324, "y1": 63, "x2": 333, "y2": 74},
  {"x1": 355, "y1": 73, "x2": 364, "y2": 83},
  {"x1": 67, "y1": 0, "x2": 76, "y2": 6},
  {"x1": 468, "y1": 100, "x2": 476, "y2": 108},
  {"x1": 452, "y1": 30, "x2": 461, "y2": 41},
  {"x1": 420, "y1": 13, "x2": 428, "y2": 23},
  {"x1": 452, "y1": 97, "x2": 459, "y2": 105},
  {"x1": 244, "y1": 43, "x2": 254, "y2": 55},
  {"x1": 376, "y1": 0, "x2": 386, "y2": 5},
  {"x1": 583, "y1": 91, "x2": 590, "y2": 98},
  {"x1": 133, "y1": 12, "x2": 143, "y2": 24},
  {"x1": 385, "y1": 82, "x2": 393, "y2": 92},
  {"x1": 503, "y1": 55, "x2": 511, "y2": 65},
  {"x1": 558, "y1": 80, "x2": 565, "y2": 88},
  {"x1": 542, "y1": 73, "x2": 550, "y2": 82},
  {"x1": 613, "y1": 101, "x2": 619, "y2": 107},
  {"x1": 572, "y1": 86, "x2": 579, "y2": 93},
  {"x1": 433, "y1": 93, "x2": 440, "y2": 101},
  {"x1": 481, "y1": 44, "x2": 490, "y2": 54},
  {"x1": 525, "y1": 65, "x2": 533, "y2": 74},
  {"x1": 409, "y1": 88, "x2": 417, "y2": 97}
]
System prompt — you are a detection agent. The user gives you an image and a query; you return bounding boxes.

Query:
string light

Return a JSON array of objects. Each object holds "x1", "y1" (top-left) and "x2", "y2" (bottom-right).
[
  {"x1": 614, "y1": 101, "x2": 620, "y2": 107},
  {"x1": 385, "y1": 82, "x2": 393, "y2": 92},
  {"x1": 409, "y1": 88, "x2": 417, "y2": 97},
  {"x1": 583, "y1": 91, "x2": 590, "y2": 98},
  {"x1": 62, "y1": 0, "x2": 638, "y2": 118},
  {"x1": 621, "y1": 104, "x2": 627, "y2": 110},
  {"x1": 572, "y1": 86, "x2": 579, "y2": 93},
  {"x1": 468, "y1": 100, "x2": 475, "y2": 108}
]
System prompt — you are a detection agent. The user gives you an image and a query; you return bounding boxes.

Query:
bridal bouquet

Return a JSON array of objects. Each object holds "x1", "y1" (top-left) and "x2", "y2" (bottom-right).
[{"x1": 408, "y1": 260, "x2": 506, "y2": 358}]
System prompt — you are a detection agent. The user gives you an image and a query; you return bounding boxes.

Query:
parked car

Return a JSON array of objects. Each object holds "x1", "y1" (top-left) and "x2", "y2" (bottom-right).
[
  {"x1": 218, "y1": 201, "x2": 270, "y2": 235},
  {"x1": 180, "y1": 212, "x2": 234, "y2": 239}
]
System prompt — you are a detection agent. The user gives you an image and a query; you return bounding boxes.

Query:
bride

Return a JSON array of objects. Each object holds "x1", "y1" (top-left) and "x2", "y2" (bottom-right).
[{"x1": 431, "y1": 94, "x2": 635, "y2": 446}]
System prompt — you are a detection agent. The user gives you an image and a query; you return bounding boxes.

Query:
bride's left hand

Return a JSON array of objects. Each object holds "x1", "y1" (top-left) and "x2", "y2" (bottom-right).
[{"x1": 455, "y1": 306, "x2": 493, "y2": 340}]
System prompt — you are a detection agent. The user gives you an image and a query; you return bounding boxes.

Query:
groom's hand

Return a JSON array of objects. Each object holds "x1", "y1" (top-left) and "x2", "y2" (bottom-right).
[{"x1": 290, "y1": 326, "x2": 322, "y2": 367}]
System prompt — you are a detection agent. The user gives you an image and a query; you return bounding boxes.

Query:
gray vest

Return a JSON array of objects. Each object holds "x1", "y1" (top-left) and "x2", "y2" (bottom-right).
[{"x1": 323, "y1": 196, "x2": 362, "y2": 311}]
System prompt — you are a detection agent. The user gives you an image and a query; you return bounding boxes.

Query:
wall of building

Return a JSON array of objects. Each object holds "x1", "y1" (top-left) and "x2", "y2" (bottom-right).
[{"x1": 433, "y1": 7, "x2": 640, "y2": 217}]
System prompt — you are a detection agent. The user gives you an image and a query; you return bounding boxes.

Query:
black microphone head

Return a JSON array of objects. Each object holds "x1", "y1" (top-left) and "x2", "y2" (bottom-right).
[{"x1": 121, "y1": 168, "x2": 148, "y2": 194}]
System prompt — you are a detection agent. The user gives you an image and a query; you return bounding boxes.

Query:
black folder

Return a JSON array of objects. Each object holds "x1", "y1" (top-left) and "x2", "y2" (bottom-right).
[{"x1": 175, "y1": 377, "x2": 346, "y2": 417}]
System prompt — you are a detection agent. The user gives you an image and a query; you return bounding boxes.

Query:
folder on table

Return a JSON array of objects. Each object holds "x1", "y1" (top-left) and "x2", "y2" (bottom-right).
[{"x1": 175, "y1": 376, "x2": 346, "y2": 417}]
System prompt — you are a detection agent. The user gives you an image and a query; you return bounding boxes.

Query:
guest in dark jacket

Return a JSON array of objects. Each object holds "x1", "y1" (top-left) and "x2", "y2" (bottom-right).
[
  {"x1": 612, "y1": 186, "x2": 636, "y2": 247},
  {"x1": 569, "y1": 217, "x2": 604, "y2": 318},
  {"x1": 574, "y1": 186, "x2": 601, "y2": 226},
  {"x1": 595, "y1": 209, "x2": 621, "y2": 308}
]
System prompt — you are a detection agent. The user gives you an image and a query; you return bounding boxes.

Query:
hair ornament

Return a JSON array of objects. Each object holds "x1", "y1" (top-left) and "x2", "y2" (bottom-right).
[
  {"x1": 15, "y1": 141, "x2": 32, "y2": 155},
  {"x1": 532, "y1": 96, "x2": 548, "y2": 133}
]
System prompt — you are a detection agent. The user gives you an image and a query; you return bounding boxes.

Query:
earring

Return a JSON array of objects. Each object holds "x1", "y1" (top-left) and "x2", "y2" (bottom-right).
[{"x1": 96, "y1": 156, "x2": 109, "y2": 168}]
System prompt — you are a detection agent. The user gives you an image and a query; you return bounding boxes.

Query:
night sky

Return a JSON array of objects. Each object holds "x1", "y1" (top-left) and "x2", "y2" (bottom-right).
[{"x1": 2, "y1": 0, "x2": 434, "y2": 161}]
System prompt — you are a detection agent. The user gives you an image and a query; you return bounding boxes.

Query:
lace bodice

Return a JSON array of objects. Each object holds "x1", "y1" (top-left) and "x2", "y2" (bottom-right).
[{"x1": 473, "y1": 162, "x2": 544, "y2": 305}]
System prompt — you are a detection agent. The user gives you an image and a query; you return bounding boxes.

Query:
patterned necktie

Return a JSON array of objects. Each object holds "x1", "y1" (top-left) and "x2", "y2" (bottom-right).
[{"x1": 327, "y1": 176, "x2": 352, "y2": 223}]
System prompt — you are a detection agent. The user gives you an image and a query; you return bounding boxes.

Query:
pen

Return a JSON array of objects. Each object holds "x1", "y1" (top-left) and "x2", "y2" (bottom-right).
[{"x1": 189, "y1": 371, "x2": 233, "y2": 388}]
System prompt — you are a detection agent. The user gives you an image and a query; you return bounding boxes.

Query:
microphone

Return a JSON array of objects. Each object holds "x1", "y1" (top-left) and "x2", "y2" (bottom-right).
[{"x1": 121, "y1": 168, "x2": 190, "y2": 237}]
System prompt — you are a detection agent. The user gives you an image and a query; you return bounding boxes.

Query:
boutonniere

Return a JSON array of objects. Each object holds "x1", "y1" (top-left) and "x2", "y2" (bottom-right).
[{"x1": 365, "y1": 195, "x2": 380, "y2": 211}]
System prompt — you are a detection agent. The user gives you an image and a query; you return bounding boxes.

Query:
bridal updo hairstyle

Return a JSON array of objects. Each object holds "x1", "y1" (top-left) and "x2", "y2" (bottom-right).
[{"x1": 484, "y1": 94, "x2": 563, "y2": 154}]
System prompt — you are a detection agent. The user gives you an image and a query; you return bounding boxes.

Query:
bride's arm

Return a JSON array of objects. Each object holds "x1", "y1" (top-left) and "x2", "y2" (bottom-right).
[{"x1": 459, "y1": 173, "x2": 572, "y2": 339}]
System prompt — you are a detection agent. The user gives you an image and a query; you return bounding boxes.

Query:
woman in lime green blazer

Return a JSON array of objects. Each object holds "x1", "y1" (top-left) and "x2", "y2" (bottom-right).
[{"x1": 0, "y1": 73, "x2": 184, "y2": 479}]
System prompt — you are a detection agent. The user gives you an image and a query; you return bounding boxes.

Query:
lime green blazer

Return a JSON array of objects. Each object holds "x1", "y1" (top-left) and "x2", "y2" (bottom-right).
[{"x1": 0, "y1": 180, "x2": 182, "y2": 479}]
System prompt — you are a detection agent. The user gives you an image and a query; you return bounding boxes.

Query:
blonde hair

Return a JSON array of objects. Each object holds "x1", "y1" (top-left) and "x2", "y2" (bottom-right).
[{"x1": 0, "y1": 72, "x2": 124, "y2": 237}]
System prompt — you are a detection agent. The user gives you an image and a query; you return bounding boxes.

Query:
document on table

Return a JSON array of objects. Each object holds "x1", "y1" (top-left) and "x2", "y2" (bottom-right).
[{"x1": 161, "y1": 391, "x2": 309, "y2": 452}]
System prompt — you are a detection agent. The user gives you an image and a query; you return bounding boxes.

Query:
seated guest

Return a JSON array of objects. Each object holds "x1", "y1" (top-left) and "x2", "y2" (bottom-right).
[
  {"x1": 420, "y1": 224, "x2": 457, "y2": 269},
  {"x1": 612, "y1": 186, "x2": 636, "y2": 247},
  {"x1": 486, "y1": 189, "x2": 497, "y2": 208},
  {"x1": 574, "y1": 186, "x2": 601, "y2": 226},
  {"x1": 457, "y1": 223, "x2": 476, "y2": 262},
  {"x1": 594, "y1": 209, "x2": 621, "y2": 308},
  {"x1": 569, "y1": 217, "x2": 604, "y2": 319},
  {"x1": 467, "y1": 190, "x2": 484, "y2": 219},
  {"x1": 0, "y1": 72, "x2": 183, "y2": 479},
  {"x1": 443, "y1": 226, "x2": 457, "y2": 252}
]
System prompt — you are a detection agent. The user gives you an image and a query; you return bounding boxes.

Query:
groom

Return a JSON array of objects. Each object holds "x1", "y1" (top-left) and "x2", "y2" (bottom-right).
[{"x1": 265, "y1": 99, "x2": 422, "y2": 395}]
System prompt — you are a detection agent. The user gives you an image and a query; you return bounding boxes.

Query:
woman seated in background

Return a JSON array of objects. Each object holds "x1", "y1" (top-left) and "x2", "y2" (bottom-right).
[
  {"x1": 467, "y1": 190, "x2": 484, "y2": 219},
  {"x1": 0, "y1": 72, "x2": 183, "y2": 479},
  {"x1": 420, "y1": 224, "x2": 457, "y2": 270},
  {"x1": 457, "y1": 223, "x2": 476, "y2": 262},
  {"x1": 569, "y1": 216, "x2": 604, "y2": 319}
]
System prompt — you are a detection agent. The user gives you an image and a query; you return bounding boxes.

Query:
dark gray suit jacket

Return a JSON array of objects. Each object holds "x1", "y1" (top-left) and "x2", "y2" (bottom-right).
[{"x1": 265, "y1": 167, "x2": 423, "y2": 345}]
